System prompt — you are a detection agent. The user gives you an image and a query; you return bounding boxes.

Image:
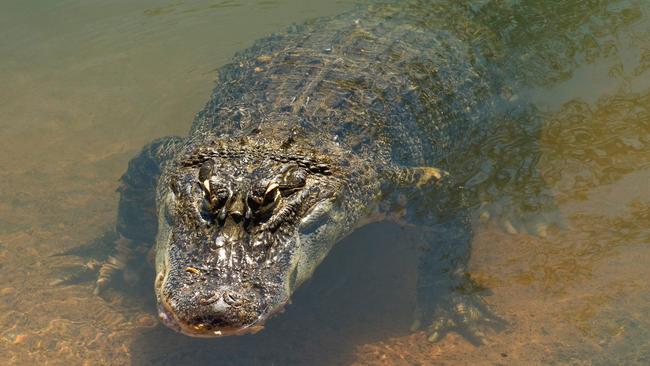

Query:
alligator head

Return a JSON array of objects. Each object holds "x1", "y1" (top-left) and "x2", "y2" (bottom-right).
[{"x1": 153, "y1": 140, "x2": 348, "y2": 337}]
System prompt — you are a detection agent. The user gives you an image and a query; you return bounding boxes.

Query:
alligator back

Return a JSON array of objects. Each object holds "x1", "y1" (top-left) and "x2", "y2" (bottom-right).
[{"x1": 189, "y1": 3, "x2": 506, "y2": 169}]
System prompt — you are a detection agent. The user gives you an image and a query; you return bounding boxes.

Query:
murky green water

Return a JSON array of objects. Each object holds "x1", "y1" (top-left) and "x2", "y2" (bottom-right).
[{"x1": 1, "y1": 0, "x2": 648, "y2": 365}]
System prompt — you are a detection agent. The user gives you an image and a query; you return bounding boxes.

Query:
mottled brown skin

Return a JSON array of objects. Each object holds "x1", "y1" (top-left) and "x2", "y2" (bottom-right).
[{"x1": 94, "y1": 2, "x2": 555, "y2": 342}]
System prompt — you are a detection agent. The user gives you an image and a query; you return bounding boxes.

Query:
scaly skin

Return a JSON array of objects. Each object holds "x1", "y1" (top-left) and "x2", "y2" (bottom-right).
[{"x1": 75, "y1": 2, "x2": 558, "y2": 342}]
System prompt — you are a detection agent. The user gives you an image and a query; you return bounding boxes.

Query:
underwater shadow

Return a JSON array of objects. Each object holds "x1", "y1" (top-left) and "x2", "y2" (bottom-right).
[{"x1": 130, "y1": 222, "x2": 418, "y2": 366}]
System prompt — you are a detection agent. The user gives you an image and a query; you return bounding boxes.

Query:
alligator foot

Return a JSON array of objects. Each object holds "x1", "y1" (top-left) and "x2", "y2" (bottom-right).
[
  {"x1": 92, "y1": 235, "x2": 138, "y2": 295},
  {"x1": 49, "y1": 259, "x2": 103, "y2": 287},
  {"x1": 412, "y1": 278, "x2": 505, "y2": 345},
  {"x1": 475, "y1": 196, "x2": 565, "y2": 237},
  {"x1": 50, "y1": 233, "x2": 147, "y2": 296},
  {"x1": 411, "y1": 166, "x2": 449, "y2": 188}
]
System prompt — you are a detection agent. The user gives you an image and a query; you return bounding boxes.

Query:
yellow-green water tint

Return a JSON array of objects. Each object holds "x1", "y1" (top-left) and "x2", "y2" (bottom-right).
[{"x1": 0, "y1": 0, "x2": 648, "y2": 364}]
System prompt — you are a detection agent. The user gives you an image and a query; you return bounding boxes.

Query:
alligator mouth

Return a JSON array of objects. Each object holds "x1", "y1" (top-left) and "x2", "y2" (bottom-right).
[
  {"x1": 156, "y1": 297, "x2": 265, "y2": 338},
  {"x1": 152, "y1": 228, "x2": 297, "y2": 338},
  {"x1": 154, "y1": 268, "x2": 267, "y2": 337}
]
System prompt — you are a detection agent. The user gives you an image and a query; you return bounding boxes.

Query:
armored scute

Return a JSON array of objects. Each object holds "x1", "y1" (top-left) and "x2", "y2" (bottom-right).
[{"x1": 83, "y1": 2, "x2": 557, "y2": 342}]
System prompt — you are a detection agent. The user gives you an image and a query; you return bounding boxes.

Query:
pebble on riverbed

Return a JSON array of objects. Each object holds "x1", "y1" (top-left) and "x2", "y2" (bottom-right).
[
  {"x1": 13, "y1": 334, "x2": 27, "y2": 344},
  {"x1": 135, "y1": 314, "x2": 157, "y2": 327}
]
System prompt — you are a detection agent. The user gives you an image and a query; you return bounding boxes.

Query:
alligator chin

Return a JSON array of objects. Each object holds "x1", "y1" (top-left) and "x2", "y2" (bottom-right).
[{"x1": 156, "y1": 297, "x2": 265, "y2": 338}]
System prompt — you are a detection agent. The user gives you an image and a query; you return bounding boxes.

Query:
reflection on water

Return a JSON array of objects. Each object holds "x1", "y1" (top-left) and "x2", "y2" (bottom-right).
[{"x1": 0, "y1": 0, "x2": 649, "y2": 364}]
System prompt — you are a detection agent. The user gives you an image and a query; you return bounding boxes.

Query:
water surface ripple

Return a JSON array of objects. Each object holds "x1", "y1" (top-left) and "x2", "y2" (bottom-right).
[{"x1": 0, "y1": 0, "x2": 648, "y2": 365}]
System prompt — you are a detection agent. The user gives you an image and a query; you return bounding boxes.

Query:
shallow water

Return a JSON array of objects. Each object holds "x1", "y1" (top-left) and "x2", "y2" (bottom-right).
[{"x1": 1, "y1": 0, "x2": 649, "y2": 365}]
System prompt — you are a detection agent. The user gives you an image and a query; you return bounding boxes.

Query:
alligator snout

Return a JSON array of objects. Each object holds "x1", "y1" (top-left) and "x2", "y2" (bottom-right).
[
  {"x1": 159, "y1": 284, "x2": 263, "y2": 337},
  {"x1": 198, "y1": 290, "x2": 241, "y2": 306}
]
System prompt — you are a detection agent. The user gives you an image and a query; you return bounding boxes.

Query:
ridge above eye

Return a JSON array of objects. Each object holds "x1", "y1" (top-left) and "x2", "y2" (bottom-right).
[
  {"x1": 279, "y1": 166, "x2": 307, "y2": 194},
  {"x1": 198, "y1": 159, "x2": 215, "y2": 182}
]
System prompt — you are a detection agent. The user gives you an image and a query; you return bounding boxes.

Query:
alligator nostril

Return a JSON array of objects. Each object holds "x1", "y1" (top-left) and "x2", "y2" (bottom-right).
[
  {"x1": 223, "y1": 291, "x2": 242, "y2": 306},
  {"x1": 200, "y1": 292, "x2": 221, "y2": 306}
]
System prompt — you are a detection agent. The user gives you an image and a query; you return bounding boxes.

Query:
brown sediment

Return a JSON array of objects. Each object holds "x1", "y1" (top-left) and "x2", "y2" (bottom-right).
[
  {"x1": 1, "y1": 287, "x2": 16, "y2": 296},
  {"x1": 0, "y1": 0, "x2": 649, "y2": 365}
]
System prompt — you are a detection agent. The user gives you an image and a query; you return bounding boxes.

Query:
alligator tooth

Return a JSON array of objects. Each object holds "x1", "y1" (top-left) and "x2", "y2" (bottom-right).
[{"x1": 185, "y1": 267, "x2": 201, "y2": 275}]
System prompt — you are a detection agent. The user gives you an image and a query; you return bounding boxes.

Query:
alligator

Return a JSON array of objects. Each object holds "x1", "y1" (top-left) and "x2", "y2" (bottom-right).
[{"x1": 72, "y1": 2, "x2": 560, "y2": 343}]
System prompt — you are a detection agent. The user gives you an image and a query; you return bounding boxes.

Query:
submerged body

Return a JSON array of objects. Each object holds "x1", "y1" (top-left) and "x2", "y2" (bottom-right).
[{"x1": 107, "y1": 2, "x2": 550, "y2": 340}]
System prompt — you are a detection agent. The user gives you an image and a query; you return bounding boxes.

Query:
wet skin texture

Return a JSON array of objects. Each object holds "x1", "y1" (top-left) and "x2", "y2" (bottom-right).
[{"x1": 100, "y1": 2, "x2": 557, "y2": 342}]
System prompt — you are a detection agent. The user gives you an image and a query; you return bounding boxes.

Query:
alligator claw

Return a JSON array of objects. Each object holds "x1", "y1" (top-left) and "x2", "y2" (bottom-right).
[
  {"x1": 50, "y1": 233, "x2": 145, "y2": 297},
  {"x1": 476, "y1": 198, "x2": 564, "y2": 237},
  {"x1": 527, "y1": 219, "x2": 549, "y2": 238},
  {"x1": 426, "y1": 317, "x2": 457, "y2": 343},
  {"x1": 499, "y1": 217, "x2": 521, "y2": 235},
  {"x1": 414, "y1": 288, "x2": 505, "y2": 345},
  {"x1": 49, "y1": 259, "x2": 102, "y2": 287},
  {"x1": 93, "y1": 243, "x2": 133, "y2": 295}
]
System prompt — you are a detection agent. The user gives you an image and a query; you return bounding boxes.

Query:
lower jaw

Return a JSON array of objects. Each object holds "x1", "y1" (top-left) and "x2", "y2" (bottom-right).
[
  {"x1": 179, "y1": 324, "x2": 265, "y2": 338},
  {"x1": 156, "y1": 301, "x2": 265, "y2": 338}
]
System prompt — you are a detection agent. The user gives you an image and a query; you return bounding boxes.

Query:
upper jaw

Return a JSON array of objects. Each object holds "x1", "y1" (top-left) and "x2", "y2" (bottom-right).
[
  {"x1": 154, "y1": 267, "x2": 292, "y2": 338},
  {"x1": 156, "y1": 297, "x2": 266, "y2": 338}
]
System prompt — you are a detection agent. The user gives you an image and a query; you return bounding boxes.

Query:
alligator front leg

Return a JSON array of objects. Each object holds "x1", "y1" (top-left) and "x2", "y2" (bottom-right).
[
  {"x1": 382, "y1": 165, "x2": 503, "y2": 344},
  {"x1": 53, "y1": 136, "x2": 182, "y2": 295},
  {"x1": 410, "y1": 213, "x2": 505, "y2": 344},
  {"x1": 100, "y1": 136, "x2": 183, "y2": 294}
]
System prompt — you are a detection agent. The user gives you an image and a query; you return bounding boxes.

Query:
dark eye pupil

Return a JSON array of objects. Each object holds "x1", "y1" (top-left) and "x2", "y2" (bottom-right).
[
  {"x1": 212, "y1": 191, "x2": 228, "y2": 208},
  {"x1": 247, "y1": 195, "x2": 262, "y2": 210},
  {"x1": 247, "y1": 185, "x2": 278, "y2": 214},
  {"x1": 263, "y1": 188, "x2": 277, "y2": 205}
]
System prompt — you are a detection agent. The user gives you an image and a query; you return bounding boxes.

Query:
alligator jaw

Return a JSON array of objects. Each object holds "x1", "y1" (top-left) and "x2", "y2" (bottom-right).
[
  {"x1": 156, "y1": 298, "x2": 265, "y2": 338},
  {"x1": 154, "y1": 267, "x2": 267, "y2": 337}
]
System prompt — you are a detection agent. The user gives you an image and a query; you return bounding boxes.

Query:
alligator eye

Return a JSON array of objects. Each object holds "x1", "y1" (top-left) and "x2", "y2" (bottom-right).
[
  {"x1": 198, "y1": 160, "x2": 215, "y2": 182},
  {"x1": 210, "y1": 189, "x2": 229, "y2": 209},
  {"x1": 200, "y1": 177, "x2": 229, "y2": 211},
  {"x1": 279, "y1": 166, "x2": 307, "y2": 195},
  {"x1": 200, "y1": 186, "x2": 228, "y2": 223},
  {"x1": 248, "y1": 182, "x2": 280, "y2": 213}
]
